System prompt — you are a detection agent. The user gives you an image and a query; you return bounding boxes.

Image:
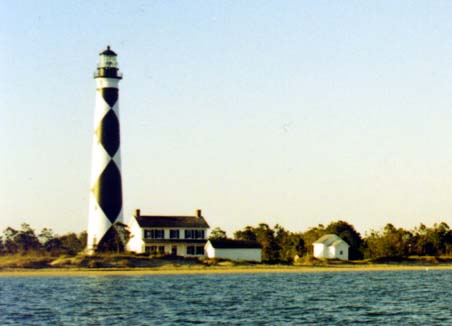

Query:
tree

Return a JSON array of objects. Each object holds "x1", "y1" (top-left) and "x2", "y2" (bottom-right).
[
  {"x1": 325, "y1": 220, "x2": 364, "y2": 259},
  {"x1": 39, "y1": 228, "x2": 62, "y2": 255},
  {"x1": 39, "y1": 228, "x2": 55, "y2": 244},
  {"x1": 209, "y1": 227, "x2": 228, "y2": 240},
  {"x1": 301, "y1": 224, "x2": 325, "y2": 256},
  {"x1": 410, "y1": 222, "x2": 452, "y2": 256},
  {"x1": 0, "y1": 235, "x2": 5, "y2": 255},
  {"x1": 234, "y1": 223, "x2": 280, "y2": 262},
  {"x1": 364, "y1": 224, "x2": 412, "y2": 258},
  {"x1": 57, "y1": 233, "x2": 83, "y2": 255},
  {"x1": 234, "y1": 226, "x2": 257, "y2": 241},
  {"x1": 3, "y1": 227, "x2": 19, "y2": 254},
  {"x1": 274, "y1": 225, "x2": 304, "y2": 262},
  {"x1": 3, "y1": 224, "x2": 41, "y2": 254}
]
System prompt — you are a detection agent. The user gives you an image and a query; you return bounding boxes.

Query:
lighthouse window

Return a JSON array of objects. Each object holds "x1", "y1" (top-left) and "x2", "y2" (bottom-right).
[{"x1": 144, "y1": 229, "x2": 164, "y2": 239}]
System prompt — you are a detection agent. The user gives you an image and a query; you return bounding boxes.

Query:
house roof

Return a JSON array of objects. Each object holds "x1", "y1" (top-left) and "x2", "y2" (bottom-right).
[
  {"x1": 134, "y1": 215, "x2": 210, "y2": 228},
  {"x1": 313, "y1": 234, "x2": 349, "y2": 247},
  {"x1": 208, "y1": 239, "x2": 262, "y2": 249}
]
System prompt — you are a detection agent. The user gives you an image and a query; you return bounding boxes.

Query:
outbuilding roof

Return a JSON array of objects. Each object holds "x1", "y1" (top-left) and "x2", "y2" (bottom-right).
[
  {"x1": 208, "y1": 239, "x2": 262, "y2": 249},
  {"x1": 135, "y1": 214, "x2": 209, "y2": 228},
  {"x1": 313, "y1": 234, "x2": 349, "y2": 247}
]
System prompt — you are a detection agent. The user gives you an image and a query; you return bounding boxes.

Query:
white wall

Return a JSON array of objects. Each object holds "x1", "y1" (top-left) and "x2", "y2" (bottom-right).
[
  {"x1": 126, "y1": 218, "x2": 145, "y2": 253},
  {"x1": 313, "y1": 243, "x2": 327, "y2": 258},
  {"x1": 330, "y1": 243, "x2": 349, "y2": 260},
  {"x1": 314, "y1": 242, "x2": 349, "y2": 260},
  {"x1": 205, "y1": 243, "x2": 262, "y2": 262},
  {"x1": 126, "y1": 218, "x2": 208, "y2": 256}
]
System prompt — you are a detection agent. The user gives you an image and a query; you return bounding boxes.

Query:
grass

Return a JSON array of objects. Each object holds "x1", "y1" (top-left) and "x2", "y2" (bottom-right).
[{"x1": 3, "y1": 253, "x2": 452, "y2": 273}]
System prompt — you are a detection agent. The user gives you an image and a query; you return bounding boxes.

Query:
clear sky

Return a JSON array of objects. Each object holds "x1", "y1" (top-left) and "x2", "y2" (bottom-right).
[{"x1": 2, "y1": 1, "x2": 452, "y2": 237}]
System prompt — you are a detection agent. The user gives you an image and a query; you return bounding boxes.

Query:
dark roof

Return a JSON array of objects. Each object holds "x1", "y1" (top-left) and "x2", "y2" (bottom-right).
[
  {"x1": 100, "y1": 45, "x2": 117, "y2": 56},
  {"x1": 135, "y1": 215, "x2": 209, "y2": 228},
  {"x1": 208, "y1": 239, "x2": 262, "y2": 249}
]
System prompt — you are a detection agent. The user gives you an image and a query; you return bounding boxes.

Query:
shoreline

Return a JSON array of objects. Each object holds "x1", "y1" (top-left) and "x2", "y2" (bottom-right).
[{"x1": 2, "y1": 264, "x2": 452, "y2": 277}]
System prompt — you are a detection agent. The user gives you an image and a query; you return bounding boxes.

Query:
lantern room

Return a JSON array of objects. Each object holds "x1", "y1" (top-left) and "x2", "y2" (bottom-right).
[{"x1": 94, "y1": 46, "x2": 122, "y2": 79}]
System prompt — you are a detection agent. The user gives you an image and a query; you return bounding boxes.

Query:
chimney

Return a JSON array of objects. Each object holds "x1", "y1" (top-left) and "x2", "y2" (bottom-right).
[
  {"x1": 196, "y1": 209, "x2": 202, "y2": 218},
  {"x1": 135, "y1": 209, "x2": 141, "y2": 217}
]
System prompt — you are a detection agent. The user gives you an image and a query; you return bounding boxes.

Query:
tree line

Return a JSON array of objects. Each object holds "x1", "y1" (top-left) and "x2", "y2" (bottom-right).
[
  {"x1": 210, "y1": 220, "x2": 452, "y2": 262},
  {"x1": 3, "y1": 220, "x2": 452, "y2": 262},
  {"x1": 0, "y1": 223, "x2": 86, "y2": 256}
]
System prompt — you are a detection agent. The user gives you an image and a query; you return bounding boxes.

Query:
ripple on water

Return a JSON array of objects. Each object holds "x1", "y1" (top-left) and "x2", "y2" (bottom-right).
[{"x1": 1, "y1": 271, "x2": 452, "y2": 325}]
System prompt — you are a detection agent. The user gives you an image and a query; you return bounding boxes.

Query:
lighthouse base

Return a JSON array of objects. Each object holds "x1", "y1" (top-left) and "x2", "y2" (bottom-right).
[{"x1": 87, "y1": 224, "x2": 127, "y2": 254}]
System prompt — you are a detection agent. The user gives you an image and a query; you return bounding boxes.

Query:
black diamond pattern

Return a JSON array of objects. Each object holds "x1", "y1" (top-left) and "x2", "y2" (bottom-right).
[
  {"x1": 96, "y1": 110, "x2": 120, "y2": 157},
  {"x1": 93, "y1": 160, "x2": 123, "y2": 223},
  {"x1": 97, "y1": 225, "x2": 124, "y2": 252},
  {"x1": 101, "y1": 88, "x2": 118, "y2": 107}
]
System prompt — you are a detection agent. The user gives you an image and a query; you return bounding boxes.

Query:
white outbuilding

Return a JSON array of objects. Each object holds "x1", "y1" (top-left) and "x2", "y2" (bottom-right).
[
  {"x1": 205, "y1": 239, "x2": 262, "y2": 262},
  {"x1": 313, "y1": 234, "x2": 350, "y2": 260}
]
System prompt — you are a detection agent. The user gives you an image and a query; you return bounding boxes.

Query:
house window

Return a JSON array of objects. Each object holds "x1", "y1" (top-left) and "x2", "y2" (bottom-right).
[
  {"x1": 184, "y1": 230, "x2": 205, "y2": 239},
  {"x1": 144, "y1": 229, "x2": 164, "y2": 239},
  {"x1": 196, "y1": 246, "x2": 204, "y2": 255},
  {"x1": 340, "y1": 250, "x2": 343, "y2": 255},
  {"x1": 146, "y1": 245, "x2": 166, "y2": 254},
  {"x1": 170, "y1": 230, "x2": 180, "y2": 239},
  {"x1": 186, "y1": 246, "x2": 195, "y2": 255},
  {"x1": 146, "y1": 246, "x2": 157, "y2": 254}
]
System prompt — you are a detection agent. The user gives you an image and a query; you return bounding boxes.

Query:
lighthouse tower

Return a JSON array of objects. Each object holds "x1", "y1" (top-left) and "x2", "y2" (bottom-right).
[{"x1": 87, "y1": 46, "x2": 123, "y2": 253}]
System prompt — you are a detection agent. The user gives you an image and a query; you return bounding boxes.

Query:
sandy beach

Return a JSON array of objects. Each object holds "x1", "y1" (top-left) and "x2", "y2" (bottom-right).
[{"x1": 2, "y1": 264, "x2": 452, "y2": 277}]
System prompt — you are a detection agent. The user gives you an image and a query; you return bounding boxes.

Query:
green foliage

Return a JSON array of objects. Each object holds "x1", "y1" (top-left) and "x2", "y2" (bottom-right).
[
  {"x1": 0, "y1": 236, "x2": 4, "y2": 255},
  {"x1": 234, "y1": 223, "x2": 280, "y2": 262},
  {"x1": 301, "y1": 224, "x2": 326, "y2": 256},
  {"x1": 325, "y1": 220, "x2": 364, "y2": 259},
  {"x1": 234, "y1": 223, "x2": 305, "y2": 262},
  {"x1": 234, "y1": 226, "x2": 257, "y2": 241},
  {"x1": 0, "y1": 223, "x2": 86, "y2": 256},
  {"x1": 2, "y1": 224, "x2": 41, "y2": 254},
  {"x1": 365, "y1": 224, "x2": 413, "y2": 258},
  {"x1": 2, "y1": 219, "x2": 452, "y2": 261},
  {"x1": 275, "y1": 225, "x2": 304, "y2": 262},
  {"x1": 209, "y1": 227, "x2": 228, "y2": 240},
  {"x1": 364, "y1": 222, "x2": 452, "y2": 259}
]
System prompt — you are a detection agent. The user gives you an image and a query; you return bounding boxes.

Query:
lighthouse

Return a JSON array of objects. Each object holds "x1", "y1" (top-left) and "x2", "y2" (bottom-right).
[{"x1": 87, "y1": 46, "x2": 123, "y2": 253}]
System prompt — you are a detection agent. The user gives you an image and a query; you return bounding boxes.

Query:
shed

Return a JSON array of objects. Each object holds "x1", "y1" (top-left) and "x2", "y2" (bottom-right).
[
  {"x1": 313, "y1": 234, "x2": 350, "y2": 260},
  {"x1": 205, "y1": 239, "x2": 262, "y2": 262}
]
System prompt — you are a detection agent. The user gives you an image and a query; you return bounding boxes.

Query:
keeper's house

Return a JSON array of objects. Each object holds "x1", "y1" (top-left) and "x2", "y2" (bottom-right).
[
  {"x1": 127, "y1": 209, "x2": 210, "y2": 256},
  {"x1": 205, "y1": 239, "x2": 262, "y2": 262}
]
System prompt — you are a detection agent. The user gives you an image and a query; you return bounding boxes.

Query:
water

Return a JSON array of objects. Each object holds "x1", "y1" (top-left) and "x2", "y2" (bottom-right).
[{"x1": 1, "y1": 270, "x2": 452, "y2": 325}]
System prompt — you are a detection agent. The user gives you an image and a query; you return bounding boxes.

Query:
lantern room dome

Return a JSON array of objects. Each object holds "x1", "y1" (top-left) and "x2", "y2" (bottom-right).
[{"x1": 100, "y1": 45, "x2": 117, "y2": 56}]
